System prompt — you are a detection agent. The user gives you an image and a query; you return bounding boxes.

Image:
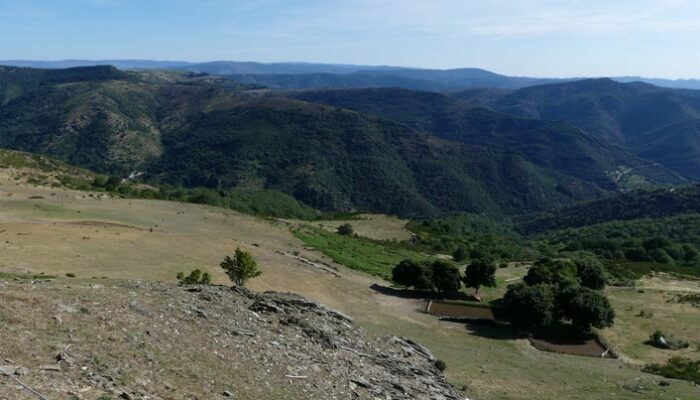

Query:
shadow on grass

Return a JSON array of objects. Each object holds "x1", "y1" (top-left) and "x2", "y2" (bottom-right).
[
  {"x1": 531, "y1": 324, "x2": 592, "y2": 344},
  {"x1": 369, "y1": 284, "x2": 478, "y2": 301},
  {"x1": 461, "y1": 319, "x2": 522, "y2": 340}
]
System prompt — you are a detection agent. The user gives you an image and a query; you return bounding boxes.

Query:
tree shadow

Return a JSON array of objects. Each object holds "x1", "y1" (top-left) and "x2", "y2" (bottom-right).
[
  {"x1": 369, "y1": 283, "x2": 479, "y2": 301},
  {"x1": 460, "y1": 319, "x2": 522, "y2": 340},
  {"x1": 531, "y1": 324, "x2": 593, "y2": 345}
]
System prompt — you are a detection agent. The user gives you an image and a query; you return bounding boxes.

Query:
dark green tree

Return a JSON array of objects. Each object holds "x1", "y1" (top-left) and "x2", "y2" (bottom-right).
[
  {"x1": 502, "y1": 283, "x2": 555, "y2": 330},
  {"x1": 463, "y1": 258, "x2": 497, "y2": 294},
  {"x1": 430, "y1": 260, "x2": 462, "y2": 293},
  {"x1": 337, "y1": 223, "x2": 354, "y2": 236},
  {"x1": 523, "y1": 258, "x2": 576, "y2": 287},
  {"x1": 452, "y1": 246, "x2": 468, "y2": 262},
  {"x1": 104, "y1": 175, "x2": 121, "y2": 191},
  {"x1": 561, "y1": 287, "x2": 615, "y2": 332},
  {"x1": 575, "y1": 257, "x2": 606, "y2": 290},
  {"x1": 391, "y1": 259, "x2": 433, "y2": 290}
]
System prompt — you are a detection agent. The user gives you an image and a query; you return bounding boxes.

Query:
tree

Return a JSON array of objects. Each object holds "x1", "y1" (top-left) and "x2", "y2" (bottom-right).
[
  {"x1": 391, "y1": 259, "x2": 433, "y2": 290},
  {"x1": 220, "y1": 247, "x2": 262, "y2": 287},
  {"x1": 430, "y1": 260, "x2": 462, "y2": 293},
  {"x1": 337, "y1": 223, "x2": 354, "y2": 236},
  {"x1": 463, "y1": 258, "x2": 497, "y2": 294},
  {"x1": 561, "y1": 287, "x2": 615, "y2": 332},
  {"x1": 104, "y1": 175, "x2": 121, "y2": 191},
  {"x1": 92, "y1": 176, "x2": 107, "y2": 188},
  {"x1": 575, "y1": 257, "x2": 606, "y2": 290},
  {"x1": 452, "y1": 246, "x2": 468, "y2": 262},
  {"x1": 176, "y1": 269, "x2": 212, "y2": 285},
  {"x1": 524, "y1": 258, "x2": 577, "y2": 287},
  {"x1": 501, "y1": 283, "x2": 555, "y2": 330}
]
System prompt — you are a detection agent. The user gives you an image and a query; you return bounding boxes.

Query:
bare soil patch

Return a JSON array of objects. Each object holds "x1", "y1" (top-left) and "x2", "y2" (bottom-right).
[{"x1": 529, "y1": 334, "x2": 613, "y2": 358}]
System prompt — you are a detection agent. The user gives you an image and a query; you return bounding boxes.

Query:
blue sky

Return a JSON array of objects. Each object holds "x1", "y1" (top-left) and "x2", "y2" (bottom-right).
[{"x1": 1, "y1": 0, "x2": 700, "y2": 78}]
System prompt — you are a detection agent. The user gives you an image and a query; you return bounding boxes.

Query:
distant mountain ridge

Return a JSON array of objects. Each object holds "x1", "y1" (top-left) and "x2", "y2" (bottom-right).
[
  {"x1": 0, "y1": 65, "x2": 683, "y2": 217},
  {"x1": 457, "y1": 78, "x2": 700, "y2": 179},
  {"x1": 3, "y1": 60, "x2": 700, "y2": 90}
]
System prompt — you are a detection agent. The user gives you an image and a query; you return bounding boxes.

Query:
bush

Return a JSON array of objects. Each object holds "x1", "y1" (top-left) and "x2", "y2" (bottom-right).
[
  {"x1": 176, "y1": 269, "x2": 212, "y2": 285},
  {"x1": 434, "y1": 359, "x2": 447, "y2": 372},
  {"x1": 643, "y1": 357, "x2": 700, "y2": 384},
  {"x1": 104, "y1": 176, "x2": 121, "y2": 191},
  {"x1": 452, "y1": 246, "x2": 468, "y2": 262},
  {"x1": 337, "y1": 223, "x2": 354, "y2": 236},
  {"x1": 220, "y1": 247, "x2": 262, "y2": 287}
]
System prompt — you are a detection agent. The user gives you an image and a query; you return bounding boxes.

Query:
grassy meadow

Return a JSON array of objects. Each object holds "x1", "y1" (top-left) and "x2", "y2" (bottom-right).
[{"x1": 0, "y1": 167, "x2": 699, "y2": 400}]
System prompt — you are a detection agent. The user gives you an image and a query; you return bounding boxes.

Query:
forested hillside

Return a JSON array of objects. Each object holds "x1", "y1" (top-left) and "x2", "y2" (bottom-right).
[
  {"x1": 457, "y1": 79, "x2": 700, "y2": 179},
  {"x1": 293, "y1": 88, "x2": 683, "y2": 190},
  {"x1": 518, "y1": 184, "x2": 700, "y2": 234},
  {"x1": 0, "y1": 65, "x2": 687, "y2": 217}
]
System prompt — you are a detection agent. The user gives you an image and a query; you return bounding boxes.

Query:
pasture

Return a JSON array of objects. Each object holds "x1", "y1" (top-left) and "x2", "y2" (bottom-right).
[{"x1": 1, "y1": 168, "x2": 699, "y2": 400}]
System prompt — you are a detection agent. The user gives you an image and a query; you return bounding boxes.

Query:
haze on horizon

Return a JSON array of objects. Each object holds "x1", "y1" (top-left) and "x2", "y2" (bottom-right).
[{"x1": 1, "y1": 0, "x2": 700, "y2": 79}]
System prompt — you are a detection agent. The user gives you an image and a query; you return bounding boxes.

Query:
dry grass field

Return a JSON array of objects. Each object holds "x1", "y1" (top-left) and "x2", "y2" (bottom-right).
[
  {"x1": 1, "y1": 167, "x2": 699, "y2": 400},
  {"x1": 302, "y1": 213, "x2": 413, "y2": 241},
  {"x1": 605, "y1": 276, "x2": 700, "y2": 365}
]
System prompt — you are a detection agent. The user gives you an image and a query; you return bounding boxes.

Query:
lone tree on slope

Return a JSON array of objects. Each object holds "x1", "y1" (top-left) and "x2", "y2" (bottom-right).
[{"x1": 220, "y1": 247, "x2": 262, "y2": 287}]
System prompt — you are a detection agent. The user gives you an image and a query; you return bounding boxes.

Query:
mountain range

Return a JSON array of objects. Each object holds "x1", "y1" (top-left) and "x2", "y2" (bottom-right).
[
  {"x1": 0, "y1": 64, "x2": 698, "y2": 218},
  {"x1": 457, "y1": 79, "x2": 700, "y2": 179},
  {"x1": 3, "y1": 60, "x2": 700, "y2": 91}
]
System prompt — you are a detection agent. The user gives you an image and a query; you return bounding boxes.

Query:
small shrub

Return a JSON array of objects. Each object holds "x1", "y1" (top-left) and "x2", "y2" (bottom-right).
[
  {"x1": 452, "y1": 246, "x2": 468, "y2": 262},
  {"x1": 176, "y1": 269, "x2": 212, "y2": 285},
  {"x1": 434, "y1": 359, "x2": 447, "y2": 372},
  {"x1": 337, "y1": 223, "x2": 354, "y2": 236},
  {"x1": 66, "y1": 273, "x2": 76, "y2": 278},
  {"x1": 643, "y1": 357, "x2": 700, "y2": 384}
]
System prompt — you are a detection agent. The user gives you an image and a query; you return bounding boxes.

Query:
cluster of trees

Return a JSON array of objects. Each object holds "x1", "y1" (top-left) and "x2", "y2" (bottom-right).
[
  {"x1": 407, "y1": 214, "x2": 539, "y2": 263},
  {"x1": 500, "y1": 257, "x2": 615, "y2": 333},
  {"x1": 520, "y1": 185, "x2": 700, "y2": 235},
  {"x1": 392, "y1": 259, "x2": 461, "y2": 293},
  {"x1": 540, "y1": 214, "x2": 700, "y2": 268},
  {"x1": 563, "y1": 236, "x2": 699, "y2": 266},
  {"x1": 391, "y1": 257, "x2": 497, "y2": 295}
]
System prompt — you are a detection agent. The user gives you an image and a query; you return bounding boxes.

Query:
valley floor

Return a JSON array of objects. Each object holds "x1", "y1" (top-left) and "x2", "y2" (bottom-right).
[{"x1": 1, "y1": 172, "x2": 699, "y2": 400}]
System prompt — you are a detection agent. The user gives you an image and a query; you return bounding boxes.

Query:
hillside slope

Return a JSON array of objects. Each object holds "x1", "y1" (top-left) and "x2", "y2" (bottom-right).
[
  {"x1": 0, "y1": 66, "x2": 683, "y2": 216},
  {"x1": 0, "y1": 279, "x2": 461, "y2": 400},
  {"x1": 457, "y1": 79, "x2": 700, "y2": 179},
  {"x1": 518, "y1": 184, "x2": 700, "y2": 234},
  {"x1": 292, "y1": 88, "x2": 683, "y2": 190}
]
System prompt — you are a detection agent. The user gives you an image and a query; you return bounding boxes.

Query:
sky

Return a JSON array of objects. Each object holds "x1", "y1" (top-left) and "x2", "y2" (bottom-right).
[{"x1": 1, "y1": 0, "x2": 700, "y2": 78}]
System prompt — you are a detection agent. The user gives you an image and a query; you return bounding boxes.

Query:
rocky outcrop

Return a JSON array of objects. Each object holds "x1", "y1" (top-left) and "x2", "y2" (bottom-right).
[{"x1": 0, "y1": 280, "x2": 466, "y2": 399}]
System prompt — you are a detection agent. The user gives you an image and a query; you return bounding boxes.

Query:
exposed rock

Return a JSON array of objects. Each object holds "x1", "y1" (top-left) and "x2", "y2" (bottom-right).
[{"x1": 0, "y1": 280, "x2": 466, "y2": 399}]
